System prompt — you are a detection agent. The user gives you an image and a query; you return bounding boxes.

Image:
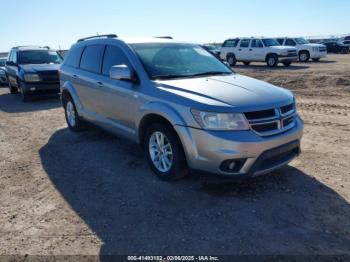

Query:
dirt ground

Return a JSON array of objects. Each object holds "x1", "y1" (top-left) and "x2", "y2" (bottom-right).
[{"x1": 0, "y1": 54, "x2": 349, "y2": 257}]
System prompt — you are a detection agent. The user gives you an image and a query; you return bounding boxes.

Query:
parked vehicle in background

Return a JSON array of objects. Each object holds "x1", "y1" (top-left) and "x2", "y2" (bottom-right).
[
  {"x1": 60, "y1": 34, "x2": 303, "y2": 181},
  {"x1": 0, "y1": 57, "x2": 8, "y2": 86},
  {"x1": 5, "y1": 46, "x2": 63, "y2": 101},
  {"x1": 276, "y1": 37, "x2": 327, "y2": 62},
  {"x1": 340, "y1": 40, "x2": 350, "y2": 47},
  {"x1": 220, "y1": 38, "x2": 298, "y2": 67},
  {"x1": 322, "y1": 41, "x2": 349, "y2": 54},
  {"x1": 200, "y1": 44, "x2": 221, "y2": 58}
]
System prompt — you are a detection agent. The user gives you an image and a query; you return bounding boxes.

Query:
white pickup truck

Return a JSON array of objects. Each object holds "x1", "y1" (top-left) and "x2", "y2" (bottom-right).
[
  {"x1": 220, "y1": 38, "x2": 298, "y2": 67},
  {"x1": 276, "y1": 37, "x2": 327, "y2": 62}
]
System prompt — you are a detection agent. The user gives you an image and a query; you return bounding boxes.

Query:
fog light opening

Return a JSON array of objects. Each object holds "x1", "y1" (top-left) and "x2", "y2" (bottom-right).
[{"x1": 220, "y1": 159, "x2": 246, "y2": 173}]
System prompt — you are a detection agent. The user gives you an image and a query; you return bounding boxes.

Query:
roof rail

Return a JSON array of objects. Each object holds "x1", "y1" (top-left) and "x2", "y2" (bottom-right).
[
  {"x1": 154, "y1": 36, "x2": 173, "y2": 39},
  {"x1": 77, "y1": 34, "x2": 118, "y2": 43}
]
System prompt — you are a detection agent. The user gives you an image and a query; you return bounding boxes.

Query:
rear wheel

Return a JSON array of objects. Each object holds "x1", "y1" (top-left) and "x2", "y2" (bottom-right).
[
  {"x1": 243, "y1": 61, "x2": 251, "y2": 66},
  {"x1": 227, "y1": 54, "x2": 236, "y2": 66},
  {"x1": 283, "y1": 61, "x2": 292, "y2": 67},
  {"x1": 299, "y1": 51, "x2": 310, "y2": 62},
  {"x1": 266, "y1": 54, "x2": 278, "y2": 67},
  {"x1": 62, "y1": 94, "x2": 86, "y2": 132},
  {"x1": 144, "y1": 123, "x2": 187, "y2": 181}
]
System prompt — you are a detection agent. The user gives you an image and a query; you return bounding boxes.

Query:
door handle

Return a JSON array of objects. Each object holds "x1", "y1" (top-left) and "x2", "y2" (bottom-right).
[
  {"x1": 249, "y1": 49, "x2": 253, "y2": 51},
  {"x1": 97, "y1": 81, "x2": 104, "y2": 87},
  {"x1": 72, "y1": 74, "x2": 78, "y2": 79},
  {"x1": 238, "y1": 49, "x2": 242, "y2": 51}
]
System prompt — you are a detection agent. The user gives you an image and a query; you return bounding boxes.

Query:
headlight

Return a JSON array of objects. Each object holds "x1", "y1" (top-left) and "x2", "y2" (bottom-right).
[
  {"x1": 24, "y1": 73, "x2": 40, "y2": 82},
  {"x1": 191, "y1": 109, "x2": 249, "y2": 130},
  {"x1": 0, "y1": 70, "x2": 5, "y2": 76}
]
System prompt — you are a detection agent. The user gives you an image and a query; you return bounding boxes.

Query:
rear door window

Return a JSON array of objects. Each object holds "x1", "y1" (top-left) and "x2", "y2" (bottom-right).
[
  {"x1": 80, "y1": 45, "x2": 105, "y2": 73},
  {"x1": 240, "y1": 39, "x2": 250, "y2": 48},
  {"x1": 64, "y1": 46, "x2": 84, "y2": 68},
  {"x1": 102, "y1": 45, "x2": 130, "y2": 76}
]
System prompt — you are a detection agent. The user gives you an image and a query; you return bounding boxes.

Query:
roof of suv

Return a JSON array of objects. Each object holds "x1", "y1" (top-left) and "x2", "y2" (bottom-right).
[{"x1": 12, "y1": 46, "x2": 50, "y2": 51}]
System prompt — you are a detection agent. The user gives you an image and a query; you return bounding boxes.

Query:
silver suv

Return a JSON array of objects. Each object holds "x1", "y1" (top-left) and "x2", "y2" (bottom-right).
[{"x1": 60, "y1": 34, "x2": 304, "y2": 181}]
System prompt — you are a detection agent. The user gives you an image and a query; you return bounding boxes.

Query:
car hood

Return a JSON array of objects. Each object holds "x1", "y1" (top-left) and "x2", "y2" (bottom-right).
[
  {"x1": 270, "y1": 46, "x2": 296, "y2": 52},
  {"x1": 155, "y1": 74, "x2": 294, "y2": 112},
  {"x1": 303, "y1": 43, "x2": 326, "y2": 48},
  {"x1": 19, "y1": 63, "x2": 60, "y2": 73}
]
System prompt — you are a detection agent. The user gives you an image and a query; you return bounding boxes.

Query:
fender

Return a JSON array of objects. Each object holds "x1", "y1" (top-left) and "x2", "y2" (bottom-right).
[
  {"x1": 136, "y1": 101, "x2": 188, "y2": 142},
  {"x1": 61, "y1": 81, "x2": 83, "y2": 115}
]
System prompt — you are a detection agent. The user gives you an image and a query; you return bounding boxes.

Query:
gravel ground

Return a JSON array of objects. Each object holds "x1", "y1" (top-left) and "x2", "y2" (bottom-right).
[{"x1": 0, "y1": 55, "x2": 349, "y2": 257}]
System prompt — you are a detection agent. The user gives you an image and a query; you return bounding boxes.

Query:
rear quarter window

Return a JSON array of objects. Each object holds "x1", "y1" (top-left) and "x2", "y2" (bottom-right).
[
  {"x1": 222, "y1": 40, "x2": 239, "y2": 47},
  {"x1": 64, "y1": 46, "x2": 84, "y2": 68}
]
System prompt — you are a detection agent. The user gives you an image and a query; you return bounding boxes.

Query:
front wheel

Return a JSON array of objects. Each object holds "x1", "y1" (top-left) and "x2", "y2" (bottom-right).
[
  {"x1": 8, "y1": 81, "x2": 18, "y2": 94},
  {"x1": 62, "y1": 95, "x2": 86, "y2": 132},
  {"x1": 299, "y1": 51, "x2": 310, "y2": 62},
  {"x1": 266, "y1": 54, "x2": 278, "y2": 67},
  {"x1": 227, "y1": 54, "x2": 236, "y2": 66},
  {"x1": 144, "y1": 123, "x2": 187, "y2": 181}
]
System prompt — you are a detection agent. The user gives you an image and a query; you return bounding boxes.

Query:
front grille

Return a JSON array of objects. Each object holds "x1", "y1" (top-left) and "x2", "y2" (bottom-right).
[
  {"x1": 39, "y1": 71, "x2": 59, "y2": 82},
  {"x1": 244, "y1": 103, "x2": 296, "y2": 136},
  {"x1": 281, "y1": 103, "x2": 294, "y2": 114},
  {"x1": 251, "y1": 122, "x2": 278, "y2": 132},
  {"x1": 244, "y1": 109, "x2": 276, "y2": 120}
]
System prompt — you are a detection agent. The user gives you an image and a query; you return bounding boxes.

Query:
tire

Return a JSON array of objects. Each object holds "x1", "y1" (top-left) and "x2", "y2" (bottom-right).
[
  {"x1": 226, "y1": 54, "x2": 236, "y2": 66},
  {"x1": 243, "y1": 61, "x2": 251, "y2": 66},
  {"x1": 266, "y1": 54, "x2": 278, "y2": 67},
  {"x1": 312, "y1": 58, "x2": 320, "y2": 62},
  {"x1": 341, "y1": 48, "x2": 348, "y2": 54},
  {"x1": 8, "y1": 81, "x2": 18, "y2": 94},
  {"x1": 144, "y1": 123, "x2": 187, "y2": 181},
  {"x1": 283, "y1": 61, "x2": 292, "y2": 67},
  {"x1": 18, "y1": 82, "x2": 29, "y2": 102},
  {"x1": 299, "y1": 51, "x2": 310, "y2": 62},
  {"x1": 62, "y1": 94, "x2": 86, "y2": 132}
]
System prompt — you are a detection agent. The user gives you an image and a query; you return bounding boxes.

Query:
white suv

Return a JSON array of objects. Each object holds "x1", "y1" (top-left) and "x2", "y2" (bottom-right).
[
  {"x1": 220, "y1": 38, "x2": 298, "y2": 67},
  {"x1": 276, "y1": 37, "x2": 327, "y2": 62}
]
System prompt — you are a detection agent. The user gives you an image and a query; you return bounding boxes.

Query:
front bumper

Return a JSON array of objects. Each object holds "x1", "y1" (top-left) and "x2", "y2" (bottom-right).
[
  {"x1": 20, "y1": 81, "x2": 60, "y2": 94},
  {"x1": 310, "y1": 51, "x2": 327, "y2": 59},
  {"x1": 175, "y1": 115, "x2": 304, "y2": 178}
]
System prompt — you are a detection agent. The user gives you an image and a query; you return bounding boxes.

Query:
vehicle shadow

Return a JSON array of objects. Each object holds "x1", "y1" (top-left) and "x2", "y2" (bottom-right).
[
  {"x1": 232, "y1": 64, "x2": 309, "y2": 71},
  {"x1": 0, "y1": 92, "x2": 61, "y2": 113},
  {"x1": 39, "y1": 128, "x2": 350, "y2": 256}
]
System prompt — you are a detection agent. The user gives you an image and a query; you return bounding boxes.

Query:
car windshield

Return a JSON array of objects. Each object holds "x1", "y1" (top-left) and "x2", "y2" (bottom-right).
[
  {"x1": 0, "y1": 58, "x2": 6, "y2": 67},
  {"x1": 261, "y1": 39, "x2": 280, "y2": 47},
  {"x1": 204, "y1": 45, "x2": 217, "y2": 51},
  {"x1": 18, "y1": 50, "x2": 63, "y2": 65},
  {"x1": 295, "y1": 38, "x2": 309, "y2": 45},
  {"x1": 131, "y1": 43, "x2": 232, "y2": 80}
]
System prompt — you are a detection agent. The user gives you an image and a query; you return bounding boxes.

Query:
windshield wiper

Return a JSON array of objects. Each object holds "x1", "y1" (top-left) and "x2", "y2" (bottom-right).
[{"x1": 188, "y1": 71, "x2": 232, "y2": 77}]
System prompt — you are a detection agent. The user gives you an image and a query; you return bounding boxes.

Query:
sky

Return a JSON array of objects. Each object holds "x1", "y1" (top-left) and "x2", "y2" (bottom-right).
[{"x1": 1, "y1": 0, "x2": 349, "y2": 51}]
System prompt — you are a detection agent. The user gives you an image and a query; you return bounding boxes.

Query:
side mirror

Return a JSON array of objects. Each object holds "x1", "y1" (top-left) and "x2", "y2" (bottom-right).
[
  {"x1": 5, "y1": 61, "x2": 16, "y2": 66},
  {"x1": 110, "y1": 64, "x2": 138, "y2": 83}
]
